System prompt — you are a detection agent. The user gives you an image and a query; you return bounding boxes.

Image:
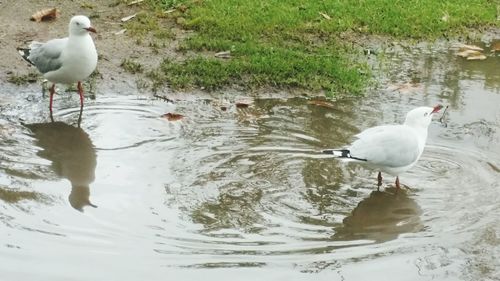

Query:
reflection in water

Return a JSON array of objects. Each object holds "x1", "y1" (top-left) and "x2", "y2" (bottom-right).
[
  {"x1": 25, "y1": 116, "x2": 97, "y2": 212},
  {"x1": 334, "y1": 188, "x2": 423, "y2": 243}
]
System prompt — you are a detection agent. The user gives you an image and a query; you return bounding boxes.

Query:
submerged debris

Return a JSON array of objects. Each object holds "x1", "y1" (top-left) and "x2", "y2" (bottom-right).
[
  {"x1": 456, "y1": 44, "x2": 487, "y2": 60},
  {"x1": 307, "y1": 99, "x2": 335, "y2": 109},
  {"x1": 161, "y1": 113, "x2": 184, "y2": 121}
]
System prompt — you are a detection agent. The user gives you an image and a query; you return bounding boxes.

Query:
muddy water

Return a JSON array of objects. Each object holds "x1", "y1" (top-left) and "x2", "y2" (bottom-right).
[{"x1": 1, "y1": 43, "x2": 499, "y2": 281}]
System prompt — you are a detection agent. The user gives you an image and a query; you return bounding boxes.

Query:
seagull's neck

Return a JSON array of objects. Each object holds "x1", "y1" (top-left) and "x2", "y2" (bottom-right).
[
  {"x1": 68, "y1": 32, "x2": 92, "y2": 42},
  {"x1": 407, "y1": 124, "x2": 429, "y2": 150}
]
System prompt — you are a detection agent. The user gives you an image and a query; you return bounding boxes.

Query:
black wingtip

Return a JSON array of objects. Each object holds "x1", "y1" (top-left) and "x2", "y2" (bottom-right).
[
  {"x1": 322, "y1": 149, "x2": 367, "y2": 161},
  {"x1": 17, "y1": 47, "x2": 34, "y2": 65}
]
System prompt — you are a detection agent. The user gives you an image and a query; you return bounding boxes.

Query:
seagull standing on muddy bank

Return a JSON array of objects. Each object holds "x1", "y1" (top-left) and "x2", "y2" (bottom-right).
[
  {"x1": 18, "y1": 15, "x2": 98, "y2": 114},
  {"x1": 323, "y1": 105, "x2": 443, "y2": 191}
]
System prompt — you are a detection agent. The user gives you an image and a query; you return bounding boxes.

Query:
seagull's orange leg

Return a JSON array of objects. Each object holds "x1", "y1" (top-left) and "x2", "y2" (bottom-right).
[
  {"x1": 77, "y1": 81, "x2": 84, "y2": 109},
  {"x1": 377, "y1": 172, "x2": 382, "y2": 191},
  {"x1": 49, "y1": 84, "x2": 56, "y2": 113}
]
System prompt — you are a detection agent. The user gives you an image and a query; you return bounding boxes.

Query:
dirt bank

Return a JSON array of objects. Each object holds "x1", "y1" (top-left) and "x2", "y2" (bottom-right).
[{"x1": 0, "y1": 0, "x2": 183, "y2": 97}]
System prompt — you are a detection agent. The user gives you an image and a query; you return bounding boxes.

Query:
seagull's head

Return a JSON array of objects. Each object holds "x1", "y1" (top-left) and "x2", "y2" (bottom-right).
[
  {"x1": 404, "y1": 105, "x2": 443, "y2": 129},
  {"x1": 69, "y1": 15, "x2": 97, "y2": 36}
]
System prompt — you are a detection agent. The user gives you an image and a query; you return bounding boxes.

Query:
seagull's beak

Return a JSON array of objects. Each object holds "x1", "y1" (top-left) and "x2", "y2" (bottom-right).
[
  {"x1": 85, "y1": 27, "x2": 97, "y2": 33},
  {"x1": 431, "y1": 104, "x2": 443, "y2": 114}
]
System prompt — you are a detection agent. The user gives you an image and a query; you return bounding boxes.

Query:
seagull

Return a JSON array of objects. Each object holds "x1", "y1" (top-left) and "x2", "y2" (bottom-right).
[
  {"x1": 18, "y1": 15, "x2": 98, "y2": 113},
  {"x1": 323, "y1": 105, "x2": 443, "y2": 191}
]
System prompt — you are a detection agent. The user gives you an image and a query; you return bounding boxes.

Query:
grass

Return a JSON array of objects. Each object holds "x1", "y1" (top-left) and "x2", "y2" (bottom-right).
[
  {"x1": 123, "y1": 11, "x2": 173, "y2": 40},
  {"x1": 121, "y1": 58, "x2": 144, "y2": 74},
  {"x1": 7, "y1": 72, "x2": 38, "y2": 85},
  {"x1": 141, "y1": 0, "x2": 498, "y2": 95}
]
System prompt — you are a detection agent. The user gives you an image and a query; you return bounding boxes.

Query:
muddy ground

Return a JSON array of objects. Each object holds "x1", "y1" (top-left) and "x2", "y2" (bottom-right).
[{"x1": 0, "y1": 0, "x2": 189, "y2": 98}]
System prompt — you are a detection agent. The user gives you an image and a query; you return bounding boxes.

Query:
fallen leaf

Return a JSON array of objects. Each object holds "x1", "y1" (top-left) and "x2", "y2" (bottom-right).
[
  {"x1": 386, "y1": 82, "x2": 422, "y2": 94},
  {"x1": 235, "y1": 102, "x2": 250, "y2": 109},
  {"x1": 457, "y1": 49, "x2": 482, "y2": 58},
  {"x1": 114, "y1": 29, "x2": 127, "y2": 35},
  {"x1": 121, "y1": 14, "x2": 137, "y2": 22},
  {"x1": 30, "y1": 8, "x2": 60, "y2": 22},
  {"x1": 161, "y1": 113, "x2": 184, "y2": 121},
  {"x1": 459, "y1": 44, "x2": 484, "y2": 52},
  {"x1": 127, "y1": 0, "x2": 144, "y2": 5},
  {"x1": 307, "y1": 100, "x2": 335, "y2": 109},
  {"x1": 466, "y1": 53, "x2": 487, "y2": 60},
  {"x1": 215, "y1": 51, "x2": 231, "y2": 59},
  {"x1": 490, "y1": 41, "x2": 500, "y2": 52},
  {"x1": 319, "y1": 12, "x2": 331, "y2": 20},
  {"x1": 235, "y1": 99, "x2": 253, "y2": 109}
]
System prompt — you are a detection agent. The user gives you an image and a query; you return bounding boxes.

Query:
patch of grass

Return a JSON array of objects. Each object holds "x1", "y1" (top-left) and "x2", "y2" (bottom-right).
[
  {"x1": 120, "y1": 58, "x2": 144, "y2": 74},
  {"x1": 7, "y1": 72, "x2": 38, "y2": 85},
  {"x1": 123, "y1": 11, "x2": 173, "y2": 39},
  {"x1": 147, "y1": 0, "x2": 498, "y2": 95}
]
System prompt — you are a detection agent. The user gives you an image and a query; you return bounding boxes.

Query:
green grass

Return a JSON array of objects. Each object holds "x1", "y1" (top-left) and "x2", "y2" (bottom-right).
[
  {"x1": 123, "y1": 11, "x2": 173, "y2": 39},
  {"x1": 7, "y1": 72, "x2": 38, "y2": 85},
  {"x1": 121, "y1": 58, "x2": 144, "y2": 74},
  {"x1": 144, "y1": 0, "x2": 498, "y2": 95}
]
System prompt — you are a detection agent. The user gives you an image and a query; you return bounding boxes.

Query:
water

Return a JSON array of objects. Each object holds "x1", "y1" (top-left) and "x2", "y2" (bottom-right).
[{"x1": 1, "y1": 42, "x2": 499, "y2": 281}]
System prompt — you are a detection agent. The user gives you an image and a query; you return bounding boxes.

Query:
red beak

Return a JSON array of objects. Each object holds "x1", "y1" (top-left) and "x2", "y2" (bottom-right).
[
  {"x1": 85, "y1": 27, "x2": 97, "y2": 33},
  {"x1": 432, "y1": 104, "x2": 443, "y2": 114}
]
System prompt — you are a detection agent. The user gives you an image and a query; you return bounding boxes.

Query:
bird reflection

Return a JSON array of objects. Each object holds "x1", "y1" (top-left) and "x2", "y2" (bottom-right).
[
  {"x1": 25, "y1": 113, "x2": 97, "y2": 211},
  {"x1": 334, "y1": 188, "x2": 423, "y2": 243}
]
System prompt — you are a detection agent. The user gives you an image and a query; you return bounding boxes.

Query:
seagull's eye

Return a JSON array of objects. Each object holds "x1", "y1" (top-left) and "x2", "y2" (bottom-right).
[
  {"x1": 424, "y1": 112, "x2": 428, "y2": 117},
  {"x1": 76, "y1": 22, "x2": 80, "y2": 26}
]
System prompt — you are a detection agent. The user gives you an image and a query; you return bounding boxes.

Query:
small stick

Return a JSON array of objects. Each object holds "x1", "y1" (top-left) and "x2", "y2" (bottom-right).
[{"x1": 438, "y1": 105, "x2": 449, "y2": 127}]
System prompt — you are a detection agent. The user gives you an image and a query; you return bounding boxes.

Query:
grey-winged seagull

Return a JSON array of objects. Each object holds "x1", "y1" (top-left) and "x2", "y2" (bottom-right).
[
  {"x1": 18, "y1": 15, "x2": 98, "y2": 113},
  {"x1": 323, "y1": 105, "x2": 443, "y2": 191}
]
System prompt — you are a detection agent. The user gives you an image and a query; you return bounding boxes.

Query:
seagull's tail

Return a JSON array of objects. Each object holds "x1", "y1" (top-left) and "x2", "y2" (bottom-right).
[{"x1": 322, "y1": 149, "x2": 367, "y2": 162}]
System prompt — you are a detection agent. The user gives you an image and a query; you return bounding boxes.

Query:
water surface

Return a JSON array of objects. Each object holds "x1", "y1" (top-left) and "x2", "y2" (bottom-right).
[{"x1": 0, "y1": 42, "x2": 499, "y2": 281}]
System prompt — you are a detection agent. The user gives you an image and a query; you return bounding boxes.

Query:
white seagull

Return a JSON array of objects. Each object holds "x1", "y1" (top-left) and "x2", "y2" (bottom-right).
[
  {"x1": 18, "y1": 15, "x2": 98, "y2": 113},
  {"x1": 323, "y1": 105, "x2": 443, "y2": 190}
]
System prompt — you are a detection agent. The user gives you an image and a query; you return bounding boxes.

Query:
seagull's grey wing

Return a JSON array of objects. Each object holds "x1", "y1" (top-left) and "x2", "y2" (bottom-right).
[
  {"x1": 27, "y1": 38, "x2": 67, "y2": 74},
  {"x1": 349, "y1": 125, "x2": 421, "y2": 167}
]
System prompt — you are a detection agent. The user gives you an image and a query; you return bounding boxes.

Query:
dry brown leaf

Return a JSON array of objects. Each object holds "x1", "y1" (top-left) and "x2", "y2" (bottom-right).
[
  {"x1": 235, "y1": 99, "x2": 253, "y2": 109},
  {"x1": 466, "y1": 53, "x2": 487, "y2": 60},
  {"x1": 30, "y1": 8, "x2": 60, "y2": 22},
  {"x1": 319, "y1": 12, "x2": 331, "y2": 20},
  {"x1": 235, "y1": 102, "x2": 250, "y2": 109},
  {"x1": 307, "y1": 100, "x2": 335, "y2": 109},
  {"x1": 459, "y1": 44, "x2": 484, "y2": 52},
  {"x1": 161, "y1": 113, "x2": 184, "y2": 121},
  {"x1": 490, "y1": 41, "x2": 500, "y2": 52}
]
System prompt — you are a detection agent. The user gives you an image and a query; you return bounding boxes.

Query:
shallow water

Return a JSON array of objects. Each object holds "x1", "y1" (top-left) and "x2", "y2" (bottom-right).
[{"x1": 1, "y1": 42, "x2": 499, "y2": 281}]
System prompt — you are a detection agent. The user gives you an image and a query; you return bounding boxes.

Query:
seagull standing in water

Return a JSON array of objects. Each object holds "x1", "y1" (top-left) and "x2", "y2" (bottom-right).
[
  {"x1": 323, "y1": 105, "x2": 443, "y2": 190},
  {"x1": 18, "y1": 15, "x2": 98, "y2": 114}
]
